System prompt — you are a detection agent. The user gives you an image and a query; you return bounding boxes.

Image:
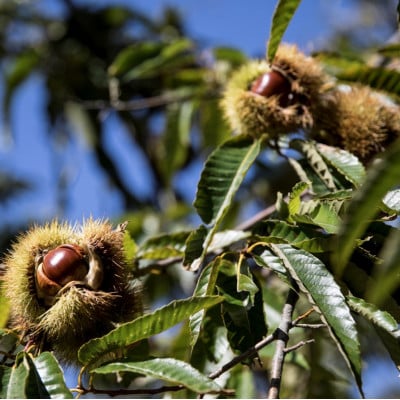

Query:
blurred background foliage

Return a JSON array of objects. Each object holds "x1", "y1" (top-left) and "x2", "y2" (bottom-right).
[{"x1": 1, "y1": 0, "x2": 400, "y2": 397}]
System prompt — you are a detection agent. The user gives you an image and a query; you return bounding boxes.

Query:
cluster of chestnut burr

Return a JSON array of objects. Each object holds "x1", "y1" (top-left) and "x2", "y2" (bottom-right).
[{"x1": 221, "y1": 44, "x2": 400, "y2": 164}]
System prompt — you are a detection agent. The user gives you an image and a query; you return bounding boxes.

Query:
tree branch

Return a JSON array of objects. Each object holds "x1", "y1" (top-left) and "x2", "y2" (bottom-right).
[{"x1": 268, "y1": 286, "x2": 299, "y2": 399}]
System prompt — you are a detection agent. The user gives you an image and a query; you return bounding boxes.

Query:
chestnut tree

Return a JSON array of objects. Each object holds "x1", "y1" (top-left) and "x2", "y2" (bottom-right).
[{"x1": 1, "y1": 0, "x2": 400, "y2": 398}]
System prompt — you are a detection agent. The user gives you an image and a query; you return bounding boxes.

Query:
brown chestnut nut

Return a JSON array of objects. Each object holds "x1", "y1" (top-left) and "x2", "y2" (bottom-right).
[
  {"x1": 250, "y1": 70, "x2": 292, "y2": 107},
  {"x1": 42, "y1": 244, "x2": 88, "y2": 286}
]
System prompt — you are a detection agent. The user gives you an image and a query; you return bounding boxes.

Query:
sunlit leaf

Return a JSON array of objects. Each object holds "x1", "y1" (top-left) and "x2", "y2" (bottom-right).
[
  {"x1": 194, "y1": 135, "x2": 261, "y2": 225},
  {"x1": 209, "y1": 229, "x2": 250, "y2": 253},
  {"x1": 292, "y1": 139, "x2": 339, "y2": 190},
  {"x1": 189, "y1": 135, "x2": 261, "y2": 270},
  {"x1": 269, "y1": 244, "x2": 363, "y2": 394},
  {"x1": 382, "y1": 189, "x2": 400, "y2": 214},
  {"x1": 317, "y1": 143, "x2": 366, "y2": 187},
  {"x1": 255, "y1": 220, "x2": 333, "y2": 253},
  {"x1": 251, "y1": 246, "x2": 289, "y2": 282},
  {"x1": 267, "y1": 0, "x2": 302, "y2": 62},
  {"x1": 293, "y1": 201, "x2": 342, "y2": 234},
  {"x1": 78, "y1": 296, "x2": 224, "y2": 367},
  {"x1": 287, "y1": 181, "x2": 310, "y2": 216},
  {"x1": 123, "y1": 230, "x2": 137, "y2": 263},
  {"x1": 93, "y1": 358, "x2": 221, "y2": 394}
]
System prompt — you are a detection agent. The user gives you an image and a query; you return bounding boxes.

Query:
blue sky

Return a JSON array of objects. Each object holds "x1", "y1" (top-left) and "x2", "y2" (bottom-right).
[{"x1": 1, "y1": 1, "x2": 400, "y2": 396}]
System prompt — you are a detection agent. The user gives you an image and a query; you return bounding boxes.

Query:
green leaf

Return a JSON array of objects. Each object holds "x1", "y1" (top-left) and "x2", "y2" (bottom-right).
[
  {"x1": 117, "y1": 39, "x2": 194, "y2": 82},
  {"x1": 347, "y1": 296, "x2": 399, "y2": 334},
  {"x1": 209, "y1": 230, "x2": 250, "y2": 253},
  {"x1": 347, "y1": 296, "x2": 400, "y2": 371},
  {"x1": 383, "y1": 189, "x2": 400, "y2": 214},
  {"x1": 290, "y1": 139, "x2": 336, "y2": 191},
  {"x1": 189, "y1": 135, "x2": 261, "y2": 270},
  {"x1": 226, "y1": 365, "x2": 256, "y2": 399},
  {"x1": 216, "y1": 258, "x2": 267, "y2": 355},
  {"x1": 108, "y1": 41, "x2": 163, "y2": 76},
  {"x1": 316, "y1": 143, "x2": 366, "y2": 187},
  {"x1": 7, "y1": 352, "x2": 49, "y2": 399},
  {"x1": 0, "y1": 366, "x2": 11, "y2": 399},
  {"x1": 189, "y1": 258, "x2": 221, "y2": 348},
  {"x1": 183, "y1": 225, "x2": 208, "y2": 268},
  {"x1": 213, "y1": 47, "x2": 247, "y2": 66},
  {"x1": 293, "y1": 200, "x2": 342, "y2": 234},
  {"x1": 78, "y1": 296, "x2": 224, "y2": 367},
  {"x1": 333, "y1": 138, "x2": 400, "y2": 276},
  {"x1": 255, "y1": 220, "x2": 333, "y2": 253},
  {"x1": 32, "y1": 352, "x2": 73, "y2": 399},
  {"x1": 267, "y1": 0, "x2": 302, "y2": 62},
  {"x1": 194, "y1": 135, "x2": 261, "y2": 225},
  {"x1": 287, "y1": 181, "x2": 310, "y2": 216},
  {"x1": 161, "y1": 101, "x2": 194, "y2": 184},
  {"x1": 123, "y1": 229, "x2": 137, "y2": 262},
  {"x1": 0, "y1": 329, "x2": 19, "y2": 358},
  {"x1": 138, "y1": 231, "x2": 190, "y2": 259},
  {"x1": 93, "y1": 358, "x2": 221, "y2": 394},
  {"x1": 7, "y1": 353, "x2": 30, "y2": 399},
  {"x1": 269, "y1": 244, "x2": 363, "y2": 394},
  {"x1": 251, "y1": 246, "x2": 290, "y2": 281},
  {"x1": 318, "y1": 54, "x2": 400, "y2": 96},
  {"x1": 377, "y1": 43, "x2": 400, "y2": 58}
]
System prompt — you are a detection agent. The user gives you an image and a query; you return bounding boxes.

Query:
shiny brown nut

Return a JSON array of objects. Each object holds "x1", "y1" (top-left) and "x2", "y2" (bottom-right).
[
  {"x1": 250, "y1": 70, "x2": 292, "y2": 106},
  {"x1": 42, "y1": 244, "x2": 88, "y2": 286}
]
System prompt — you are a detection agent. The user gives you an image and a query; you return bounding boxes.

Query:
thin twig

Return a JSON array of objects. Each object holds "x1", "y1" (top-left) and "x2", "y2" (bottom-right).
[
  {"x1": 268, "y1": 287, "x2": 299, "y2": 399},
  {"x1": 291, "y1": 308, "x2": 314, "y2": 325},
  {"x1": 235, "y1": 202, "x2": 277, "y2": 231},
  {"x1": 79, "y1": 91, "x2": 218, "y2": 111},
  {"x1": 284, "y1": 339, "x2": 315, "y2": 354},
  {"x1": 293, "y1": 323, "x2": 326, "y2": 329}
]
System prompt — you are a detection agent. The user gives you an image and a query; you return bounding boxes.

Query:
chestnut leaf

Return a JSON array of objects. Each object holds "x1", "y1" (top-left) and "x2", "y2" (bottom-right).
[
  {"x1": 78, "y1": 296, "x2": 224, "y2": 368},
  {"x1": 93, "y1": 358, "x2": 222, "y2": 394}
]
